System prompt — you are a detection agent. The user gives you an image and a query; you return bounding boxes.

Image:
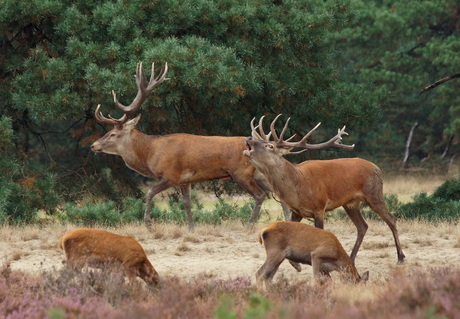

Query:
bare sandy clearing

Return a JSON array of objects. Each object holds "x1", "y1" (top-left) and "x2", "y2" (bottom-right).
[{"x1": 2, "y1": 219, "x2": 459, "y2": 287}]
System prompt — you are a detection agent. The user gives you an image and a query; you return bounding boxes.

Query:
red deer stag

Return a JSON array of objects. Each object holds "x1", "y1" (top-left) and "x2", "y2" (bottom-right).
[
  {"x1": 244, "y1": 115, "x2": 405, "y2": 264},
  {"x1": 256, "y1": 221, "x2": 369, "y2": 288},
  {"x1": 91, "y1": 62, "x2": 288, "y2": 231},
  {"x1": 58, "y1": 228, "x2": 160, "y2": 286}
]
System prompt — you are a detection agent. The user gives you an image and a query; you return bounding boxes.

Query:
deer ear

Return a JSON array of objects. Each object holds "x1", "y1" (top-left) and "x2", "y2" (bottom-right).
[
  {"x1": 360, "y1": 271, "x2": 369, "y2": 282},
  {"x1": 124, "y1": 114, "x2": 141, "y2": 130}
]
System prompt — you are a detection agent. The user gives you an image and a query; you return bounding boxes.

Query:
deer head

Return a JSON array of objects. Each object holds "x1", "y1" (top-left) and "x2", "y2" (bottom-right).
[
  {"x1": 244, "y1": 115, "x2": 354, "y2": 169},
  {"x1": 91, "y1": 62, "x2": 169, "y2": 154}
]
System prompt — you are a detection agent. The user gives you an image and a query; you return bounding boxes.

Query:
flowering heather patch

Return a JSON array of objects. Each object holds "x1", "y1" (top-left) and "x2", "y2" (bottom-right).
[{"x1": 0, "y1": 261, "x2": 459, "y2": 318}]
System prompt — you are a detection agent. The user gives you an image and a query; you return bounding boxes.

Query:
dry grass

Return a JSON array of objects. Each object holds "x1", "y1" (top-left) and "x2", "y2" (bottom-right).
[
  {"x1": 383, "y1": 174, "x2": 446, "y2": 202},
  {"x1": 1, "y1": 174, "x2": 459, "y2": 317}
]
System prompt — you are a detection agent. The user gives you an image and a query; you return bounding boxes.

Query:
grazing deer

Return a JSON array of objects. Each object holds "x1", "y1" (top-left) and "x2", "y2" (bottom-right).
[
  {"x1": 244, "y1": 115, "x2": 405, "y2": 264},
  {"x1": 91, "y1": 62, "x2": 288, "y2": 231},
  {"x1": 58, "y1": 228, "x2": 160, "y2": 286},
  {"x1": 256, "y1": 221, "x2": 369, "y2": 288}
]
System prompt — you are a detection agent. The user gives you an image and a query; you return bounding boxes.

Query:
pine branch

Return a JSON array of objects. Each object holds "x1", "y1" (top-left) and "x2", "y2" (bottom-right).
[{"x1": 420, "y1": 73, "x2": 460, "y2": 94}]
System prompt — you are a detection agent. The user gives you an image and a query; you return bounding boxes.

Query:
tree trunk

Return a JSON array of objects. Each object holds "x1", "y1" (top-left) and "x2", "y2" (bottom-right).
[{"x1": 401, "y1": 121, "x2": 418, "y2": 169}]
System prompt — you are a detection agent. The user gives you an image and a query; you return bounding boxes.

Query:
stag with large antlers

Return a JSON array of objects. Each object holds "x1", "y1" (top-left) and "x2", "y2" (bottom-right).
[
  {"x1": 244, "y1": 115, "x2": 405, "y2": 264},
  {"x1": 91, "y1": 62, "x2": 289, "y2": 231}
]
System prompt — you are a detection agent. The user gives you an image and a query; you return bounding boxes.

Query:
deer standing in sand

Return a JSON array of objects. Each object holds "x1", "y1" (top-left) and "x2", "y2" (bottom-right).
[
  {"x1": 256, "y1": 221, "x2": 369, "y2": 288},
  {"x1": 91, "y1": 62, "x2": 288, "y2": 230},
  {"x1": 244, "y1": 115, "x2": 405, "y2": 264}
]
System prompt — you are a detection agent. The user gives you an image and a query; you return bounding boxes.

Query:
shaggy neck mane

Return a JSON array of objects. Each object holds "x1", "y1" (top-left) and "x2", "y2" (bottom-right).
[{"x1": 263, "y1": 159, "x2": 303, "y2": 200}]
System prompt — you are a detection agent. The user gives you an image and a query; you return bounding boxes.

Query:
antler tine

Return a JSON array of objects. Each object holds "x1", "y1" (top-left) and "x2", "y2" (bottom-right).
[
  {"x1": 94, "y1": 104, "x2": 128, "y2": 127},
  {"x1": 147, "y1": 62, "x2": 169, "y2": 91},
  {"x1": 269, "y1": 114, "x2": 282, "y2": 142},
  {"x1": 277, "y1": 123, "x2": 354, "y2": 152},
  {"x1": 269, "y1": 114, "x2": 295, "y2": 143},
  {"x1": 250, "y1": 117, "x2": 264, "y2": 140},
  {"x1": 294, "y1": 122, "x2": 321, "y2": 145},
  {"x1": 257, "y1": 116, "x2": 272, "y2": 141},
  {"x1": 113, "y1": 62, "x2": 169, "y2": 118}
]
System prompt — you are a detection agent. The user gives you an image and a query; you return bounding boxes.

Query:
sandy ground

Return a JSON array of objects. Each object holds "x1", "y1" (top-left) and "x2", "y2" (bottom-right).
[{"x1": 2, "y1": 213, "x2": 460, "y2": 285}]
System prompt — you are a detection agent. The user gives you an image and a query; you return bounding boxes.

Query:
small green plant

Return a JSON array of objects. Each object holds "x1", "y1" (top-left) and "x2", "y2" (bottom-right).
[
  {"x1": 243, "y1": 294, "x2": 272, "y2": 319},
  {"x1": 215, "y1": 295, "x2": 238, "y2": 319}
]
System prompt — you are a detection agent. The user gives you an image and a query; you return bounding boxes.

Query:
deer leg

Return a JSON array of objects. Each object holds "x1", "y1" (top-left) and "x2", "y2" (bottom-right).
[
  {"x1": 343, "y1": 204, "x2": 368, "y2": 262},
  {"x1": 123, "y1": 264, "x2": 139, "y2": 284},
  {"x1": 311, "y1": 253, "x2": 323, "y2": 282},
  {"x1": 288, "y1": 260, "x2": 302, "y2": 272},
  {"x1": 180, "y1": 184, "x2": 194, "y2": 232},
  {"x1": 247, "y1": 192, "x2": 266, "y2": 228},
  {"x1": 366, "y1": 198, "x2": 406, "y2": 264},
  {"x1": 144, "y1": 179, "x2": 174, "y2": 229},
  {"x1": 287, "y1": 212, "x2": 304, "y2": 272},
  {"x1": 256, "y1": 254, "x2": 285, "y2": 290},
  {"x1": 65, "y1": 256, "x2": 84, "y2": 273},
  {"x1": 314, "y1": 213, "x2": 325, "y2": 229},
  {"x1": 311, "y1": 252, "x2": 332, "y2": 284},
  {"x1": 281, "y1": 202, "x2": 292, "y2": 220},
  {"x1": 291, "y1": 212, "x2": 303, "y2": 222}
]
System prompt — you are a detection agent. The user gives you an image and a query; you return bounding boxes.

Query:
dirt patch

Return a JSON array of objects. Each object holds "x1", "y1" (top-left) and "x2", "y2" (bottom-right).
[{"x1": 2, "y1": 219, "x2": 460, "y2": 285}]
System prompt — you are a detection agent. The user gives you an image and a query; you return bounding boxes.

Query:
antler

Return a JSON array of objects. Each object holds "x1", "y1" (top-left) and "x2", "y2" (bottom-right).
[
  {"x1": 250, "y1": 116, "x2": 272, "y2": 141},
  {"x1": 94, "y1": 62, "x2": 169, "y2": 126},
  {"x1": 94, "y1": 104, "x2": 128, "y2": 128},
  {"x1": 112, "y1": 62, "x2": 169, "y2": 118},
  {"x1": 251, "y1": 115, "x2": 355, "y2": 154}
]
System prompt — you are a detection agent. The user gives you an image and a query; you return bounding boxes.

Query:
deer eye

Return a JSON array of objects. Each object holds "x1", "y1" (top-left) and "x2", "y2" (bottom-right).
[{"x1": 265, "y1": 144, "x2": 274, "y2": 150}]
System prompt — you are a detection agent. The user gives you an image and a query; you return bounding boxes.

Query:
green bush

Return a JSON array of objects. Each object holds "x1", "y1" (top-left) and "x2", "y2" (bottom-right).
[
  {"x1": 395, "y1": 193, "x2": 460, "y2": 222},
  {"x1": 64, "y1": 196, "x2": 252, "y2": 227},
  {"x1": 395, "y1": 177, "x2": 460, "y2": 222},
  {"x1": 150, "y1": 197, "x2": 252, "y2": 226},
  {"x1": 0, "y1": 117, "x2": 61, "y2": 224},
  {"x1": 64, "y1": 197, "x2": 144, "y2": 226},
  {"x1": 431, "y1": 178, "x2": 460, "y2": 201},
  {"x1": 194, "y1": 198, "x2": 253, "y2": 225}
]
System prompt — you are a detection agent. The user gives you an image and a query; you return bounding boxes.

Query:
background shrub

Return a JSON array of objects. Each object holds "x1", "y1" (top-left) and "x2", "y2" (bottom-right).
[
  {"x1": 396, "y1": 177, "x2": 460, "y2": 222},
  {"x1": 64, "y1": 197, "x2": 144, "y2": 226},
  {"x1": 63, "y1": 195, "x2": 252, "y2": 227}
]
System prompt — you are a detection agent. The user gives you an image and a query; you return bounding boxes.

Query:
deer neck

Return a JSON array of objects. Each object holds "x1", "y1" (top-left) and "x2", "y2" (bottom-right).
[
  {"x1": 120, "y1": 130, "x2": 157, "y2": 177},
  {"x1": 260, "y1": 159, "x2": 302, "y2": 201},
  {"x1": 339, "y1": 256, "x2": 361, "y2": 282}
]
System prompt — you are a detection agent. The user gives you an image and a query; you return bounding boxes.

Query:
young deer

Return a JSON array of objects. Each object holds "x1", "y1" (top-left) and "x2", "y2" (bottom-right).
[
  {"x1": 91, "y1": 62, "x2": 289, "y2": 231},
  {"x1": 244, "y1": 115, "x2": 405, "y2": 264},
  {"x1": 58, "y1": 228, "x2": 160, "y2": 286},
  {"x1": 256, "y1": 221, "x2": 369, "y2": 288}
]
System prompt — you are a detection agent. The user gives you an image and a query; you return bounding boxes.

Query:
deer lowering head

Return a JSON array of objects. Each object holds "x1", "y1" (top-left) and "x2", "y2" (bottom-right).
[
  {"x1": 244, "y1": 115, "x2": 405, "y2": 264},
  {"x1": 58, "y1": 228, "x2": 160, "y2": 286},
  {"x1": 91, "y1": 62, "x2": 169, "y2": 154},
  {"x1": 256, "y1": 221, "x2": 369, "y2": 289}
]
